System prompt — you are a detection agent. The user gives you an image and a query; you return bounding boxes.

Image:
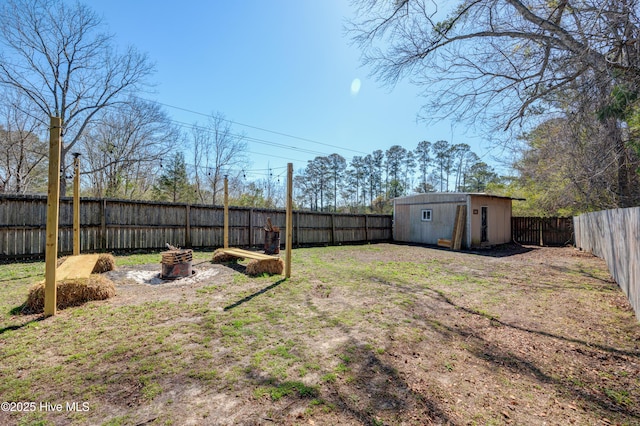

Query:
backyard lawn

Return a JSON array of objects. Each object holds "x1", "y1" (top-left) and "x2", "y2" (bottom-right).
[{"x1": 1, "y1": 243, "x2": 639, "y2": 425}]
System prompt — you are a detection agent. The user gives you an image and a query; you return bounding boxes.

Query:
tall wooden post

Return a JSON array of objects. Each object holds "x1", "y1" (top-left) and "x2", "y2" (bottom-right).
[
  {"x1": 73, "y1": 153, "x2": 81, "y2": 256},
  {"x1": 285, "y1": 163, "x2": 293, "y2": 278},
  {"x1": 223, "y1": 176, "x2": 229, "y2": 249},
  {"x1": 45, "y1": 116, "x2": 62, "y2": 317}
]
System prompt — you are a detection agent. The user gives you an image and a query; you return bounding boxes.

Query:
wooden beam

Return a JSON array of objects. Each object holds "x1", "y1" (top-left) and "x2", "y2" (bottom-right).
[
  {"x1": 295, "y1": 211, "x2": 300, "y2": 248},
  {"x1": 285, "y1": 163, "x2": 293, "y2": 278},
  {"x1": 452, "y1": 205, "x2": 466, "y2": 251},
  {"x1": 185, "y1": 204, "x2": 191, "y2": 248},
  {"x1": 73, "y1": 154, "x2": 80, "y2": 256},
  {"x1": 223, "y1": 176, "x2": 229, "y2": 249},
  {"x1": 437, "y1": 238, "x2": 452, "y2": 248},
  {"x1": 331, "y1": 214, "x2": 336, "y2": 245},
  {"x1": 248, "y1": 208, "x2": 254, "y2": 248},
  {"x1": 100, "y1": 198, "x2": 107, "y2": 250},
  {"x1": 219, "y1": 248, "x2": 279, "y2": 261},
  {"x1": 364, "y1": 215, "x2": 369, "y2": 243},
  {"x1": 56, "y1": 254, "x2": 100, "y2": 281},
  {"x1": 44, "y1": 116, "x2": 62, "y2": 317}
]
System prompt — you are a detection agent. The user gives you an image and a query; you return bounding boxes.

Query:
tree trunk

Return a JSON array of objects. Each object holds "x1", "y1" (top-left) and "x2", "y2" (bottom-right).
[{"x1": 605, "y1": 118, "x2": 631, "y2": 207}]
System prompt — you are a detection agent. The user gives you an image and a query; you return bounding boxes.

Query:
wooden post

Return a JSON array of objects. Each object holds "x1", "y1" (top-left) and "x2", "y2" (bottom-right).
[
  {"x1": 295, "y1": 211, "x2": 300, "y2": 248},
  {"x1": 248, "y1": 208, "x2": 254, "y2": 248},
  {"x1": 100, "y1": 199, "x2": 107, "y2": 250},
  {"x1": 364, "y1": 214, "x2": 369, "y2": 243},
  {"x1": 72, "y1": 153, "x2": 81, "y2": 256},
  {"x1": 185, "y1": 204, "x2": 191, "y2": 248},
  {"x1": 44, "y1": 116, "x2": 62, "y2": 317},
  {"x1": 223, "y1": 176, "x2": 229, "y2": 249},
  {"x1": 285, "y1": 163, "x2": 293, "y2": 278},
  {"x1": 331, "y1": 214, "x2": 336, "y2": 245}
]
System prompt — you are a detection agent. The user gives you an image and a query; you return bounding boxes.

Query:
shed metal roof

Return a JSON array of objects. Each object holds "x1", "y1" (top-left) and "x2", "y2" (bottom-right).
[{"x1": 393, "y1": 192, "x2": 525, "y2": 202}]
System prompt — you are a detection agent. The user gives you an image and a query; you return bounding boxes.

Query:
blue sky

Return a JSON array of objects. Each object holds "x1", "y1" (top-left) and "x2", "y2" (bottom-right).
[{"x1": 90, "y1": 0, "x2": 503, "y2": 181}]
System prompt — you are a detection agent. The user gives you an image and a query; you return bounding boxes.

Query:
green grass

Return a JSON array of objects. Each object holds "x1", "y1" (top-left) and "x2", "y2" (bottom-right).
[
  {"x1": 0, "y1": 244, "x2": 637, "y2": 426},
  {"x1": 254, "y1": 380, "x2": 319, "y2": 401}
]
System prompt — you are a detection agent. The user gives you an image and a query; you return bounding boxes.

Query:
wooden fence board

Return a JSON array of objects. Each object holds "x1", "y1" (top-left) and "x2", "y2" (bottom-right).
[
  {"x1": 574, "y1": 207, "x2": 640, "y2": 321},
  {"x1": 0, "y1": 195, "x2": 392, "y2": 258},
  {"x1": 511, "y1": 217, "x2": 574, "y2": 246}
]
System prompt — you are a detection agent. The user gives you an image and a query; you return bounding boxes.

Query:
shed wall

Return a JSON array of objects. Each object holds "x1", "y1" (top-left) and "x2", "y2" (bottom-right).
[
  {"x1": 394, "y1": 193, "x2": 513, "y2": 248},
  {"x1": 469, "y1": 196, "x2": 512, "y2": 246},
  {"x1": 394, "y1": 193, "x2": 467, "y2": 245}
]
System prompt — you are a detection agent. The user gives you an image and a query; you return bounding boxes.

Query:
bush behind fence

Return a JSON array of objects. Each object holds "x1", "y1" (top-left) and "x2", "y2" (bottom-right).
[
  {"x1": 0, "y1": 194, "x2": 392, "y2": 259},
  {"x1": 574, "y1": 207, "x2": 640, "y2": 320}
]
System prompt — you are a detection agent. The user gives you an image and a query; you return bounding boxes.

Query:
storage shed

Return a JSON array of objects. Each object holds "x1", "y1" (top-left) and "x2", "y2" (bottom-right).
[{"x1": 393, "y1": 193, "x2": 519, "y2": 249}]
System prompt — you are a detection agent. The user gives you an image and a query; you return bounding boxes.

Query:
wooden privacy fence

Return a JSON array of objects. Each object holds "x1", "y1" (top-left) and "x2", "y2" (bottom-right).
[
  {"x1": 574, "y1": 207, "x2": 640, "y2": 321},
  {"x1": 511, "y1": 217, "x2": 574, "y2": 246},
  {"x1": 0, "y1": 194, "x2": 392, "y2": 259}
]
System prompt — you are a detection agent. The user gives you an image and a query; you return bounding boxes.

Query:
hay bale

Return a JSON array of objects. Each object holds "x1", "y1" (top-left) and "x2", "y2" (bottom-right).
[
  {"x1": 92, "y1": 253, "x2": 116, "y2": 273},
  {"x1": 25, "y1": 275, "x2": 116, "y2": 313},
  {"x1": 245, "y1": 258, "x2": 284, "y2": 276},
  {"x1": 212, "y1": 248, "x2": 243, "y2": 263}
]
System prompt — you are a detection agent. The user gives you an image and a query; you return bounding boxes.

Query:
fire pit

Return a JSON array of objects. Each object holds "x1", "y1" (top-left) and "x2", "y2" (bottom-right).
[{"x1": 160, "y1": 248, "x2": 193, "y2": 280}]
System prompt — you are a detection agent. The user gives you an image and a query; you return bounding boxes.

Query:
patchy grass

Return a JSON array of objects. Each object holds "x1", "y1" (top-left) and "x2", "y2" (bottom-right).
[{"x1": 0, "y1": 244, "x2": 639, "y2": 425}]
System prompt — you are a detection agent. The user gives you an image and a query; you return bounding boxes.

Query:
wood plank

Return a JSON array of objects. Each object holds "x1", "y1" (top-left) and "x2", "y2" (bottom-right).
[
  {"x1": 437, "y1": 239, "x2": 452, "y2": 248},
  {"x1": 452, "y1": 205, "x2": 466, "y2": 251},
  {"x1": 219, "y1": 248, "x2": 278, "y2": 261},
  {"x1": 56, "y1": 254, "x2": 100, "y2": 281}
]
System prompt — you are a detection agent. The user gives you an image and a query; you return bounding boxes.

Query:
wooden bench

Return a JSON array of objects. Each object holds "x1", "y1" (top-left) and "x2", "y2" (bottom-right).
[
  {"x1": 218, "y1": 248, "x2": 279, "y2": 261},
  {"x1": 56, "y1": 254, "x2": 100, "y2": 281}
]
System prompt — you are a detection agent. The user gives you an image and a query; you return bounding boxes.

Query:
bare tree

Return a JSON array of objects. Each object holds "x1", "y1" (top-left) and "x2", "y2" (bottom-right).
[
  {"x1": 82, "y1": 98, "x2": 177, "y2": 199},
  {"x1": 0, "y1": 0, "x2": 154, "y2": 195},
  {"x1": 351, "y1": 0, "x2": 640, "y2": 125},
  {"x1": 190, "y1": 113, "x2": 247, "y2": 205},
  {"x1": 0, "y1": 90, "x2": 47, "y2": 193},
  {"x1": 350, "y1": 0, "x2": 640, "y2": 205}
]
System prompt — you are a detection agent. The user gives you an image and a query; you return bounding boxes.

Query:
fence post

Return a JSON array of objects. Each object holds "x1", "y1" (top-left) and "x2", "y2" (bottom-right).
[
  {"x1": 248, "y1": 208, "x2": 253, "y2": 248},
  {"x1": 295, "y1": 211, "x2": 300, "y2": 248},
  {"x1": 185, "y1": 204, "x2": 191, "y2": 248},
  {"x1": 364, "y1": 215, "x2": 369, "y2": 243},
  {"x1": 223, "y1": 177, "x2": 229, "y2": 249},
  {"x1": 100, "y1": 199, "x2": 107, "y2": 250},
  {"x1": 73, "y1": 153, "x2": 81, "y2": 255},
  {"x1": 539, "y1": 218, "x2": 543, "y2": 246},
  {"x1": 331, "y1": 213, "x2": 336, "y2": 245}
]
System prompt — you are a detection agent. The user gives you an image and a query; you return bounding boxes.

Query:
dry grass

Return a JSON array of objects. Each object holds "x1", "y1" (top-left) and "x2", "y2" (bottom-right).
[
  {"x1": 25, "y1": 275, "x2": 116, "y2": 313},
  {"x1": 212, "y1": 248, "x2": 243, "y2": 263},
  {"x1": 245, "y1": 258, "x2": 284, "y2": 276},
  {"x1": 92, "y1": 253, "x2": 116, "y2": 273}
]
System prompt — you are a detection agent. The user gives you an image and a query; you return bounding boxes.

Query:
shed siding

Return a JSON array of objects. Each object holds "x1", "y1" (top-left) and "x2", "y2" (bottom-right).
[
  {"x1": 469, "y1": 196, "x2": 512, "y2": 247},
  {"x1": 394, "y1": 193, "x2": 513, "y2": 248},
  {"x1": 393, "y1": 193, "x2": 467, "y2": 245}
]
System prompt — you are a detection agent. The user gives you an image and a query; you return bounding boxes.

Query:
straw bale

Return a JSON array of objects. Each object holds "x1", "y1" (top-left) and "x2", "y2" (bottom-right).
[
  {"x1": 245, "y1": 258, "x2": 284, "y2": 276},
  {"x1": 92, "y1": 253, "x2": 116, "y2": 273},
  {"x1": 212, "y1": 248, "x2": 243, "y2": 263},
  {"x1": 25, "y1": 275, "x2": 116, "y2": 313}
]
